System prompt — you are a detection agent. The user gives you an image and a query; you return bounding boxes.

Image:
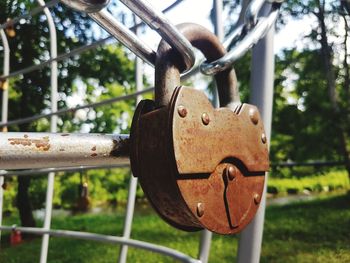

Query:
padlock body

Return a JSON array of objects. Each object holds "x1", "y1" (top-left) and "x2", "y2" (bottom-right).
[{"x1": 130, "y1": 86, "x2": 268, "y2": 235}]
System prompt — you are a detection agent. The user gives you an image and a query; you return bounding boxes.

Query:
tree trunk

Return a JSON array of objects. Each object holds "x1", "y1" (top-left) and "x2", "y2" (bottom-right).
[
  {"x1": 16, "y1": 82, "x2": 36, "y2": 231},
  {"x1": 316, "y1": 0, "x2": 350, "y2": 177},
  {"x1": 17, "y1": 177, "x2": 36, "y2": 238}
]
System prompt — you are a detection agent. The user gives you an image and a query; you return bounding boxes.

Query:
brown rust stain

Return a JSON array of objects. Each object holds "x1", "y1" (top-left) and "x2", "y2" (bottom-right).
[
  {"x1": 110, "y1": 138, "x2": 130, "y2": 157},
  {"x1": 91, "y1": 153, "x2": 98, "y2": 157},
  {"x1": 8, "y1": 136, "x2": 50, "y2": 151},
  {"x1": 91, "y1": 146, "x2": 96, "y2": 151}
]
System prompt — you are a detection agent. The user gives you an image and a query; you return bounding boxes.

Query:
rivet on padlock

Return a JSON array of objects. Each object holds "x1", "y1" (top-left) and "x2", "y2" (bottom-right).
[{"x1": 130, "y1": 23, "x2": 269, "y2": 235}]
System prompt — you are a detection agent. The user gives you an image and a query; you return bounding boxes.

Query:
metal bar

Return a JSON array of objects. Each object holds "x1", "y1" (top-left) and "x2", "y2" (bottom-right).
[
  {"x1": 0, "y1": 133, "x2": 130, "y2": 170},
  {"x1": 271, "y1": 160, "x2": 345, "y2": 168},
  {"x1": 0, "y1": 28, "x2": 10, "y2": 246},
  {"x1": 0, "y1": 0, "x2": 184, "y2": 80},
  {"x1": 200, "y1": 3, "x2": 280, "y2": 75},
  {"x1": 245, "y1": 0, "x2": 265, "y2": 30},
  {"x1": 0, "y1": 0, "x2": 59, "y2": 31},
  {"x1": 237, "y1": 3, "x2": 275, "y2": 263},
  {"x1": 0, "y1": 87, "x2": 153, "y2": 128},
  {"x1": 0, "y1": 226, "x2": 199, "y2": 263},
  {"x1": 37, "y1": 0, "x2": 58, "y2": 261},
  {"x1": 118, "y1": 15, "x2": 143, "y2": 263},
  {"x1": 120, "y1": 0, "x2": 195, "y2": 71},
  {"x1": 0, "y1": 164, "x2": 129, "y2": 177},
  {"x1": 88, "y1": 10, "x2": 156, "y2": 66},
  {"x1": 0, "y1": 30, "x2": 10, "y2": 132},
  {"x1": 198, "y1": 230, "x2": 212, "y2": 263}
]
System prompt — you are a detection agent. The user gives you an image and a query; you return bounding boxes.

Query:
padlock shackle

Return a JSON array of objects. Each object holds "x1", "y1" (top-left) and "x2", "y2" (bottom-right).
[{"x1": 155, "y1": 23, "x2": 240, "y2": 108}]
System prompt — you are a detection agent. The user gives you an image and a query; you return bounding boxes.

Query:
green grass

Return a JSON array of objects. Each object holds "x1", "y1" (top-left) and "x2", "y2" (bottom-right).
[
  {"x1": 1, "y1": 192, "x2": 349, "y2": 262},
  {"x1": 268, "y1": 170, "x2": 350, "y2": 195}
]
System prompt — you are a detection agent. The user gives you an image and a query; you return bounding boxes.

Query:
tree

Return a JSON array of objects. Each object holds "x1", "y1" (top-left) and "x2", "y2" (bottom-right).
[{"x1": 277, "y1": 0, "x2": 350, "y2": 176}]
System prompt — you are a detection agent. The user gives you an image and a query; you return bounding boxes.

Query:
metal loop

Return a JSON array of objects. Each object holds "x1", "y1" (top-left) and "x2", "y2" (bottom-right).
[{"x1": 155, "y1": 23, "x2": 239, "y2": 108}]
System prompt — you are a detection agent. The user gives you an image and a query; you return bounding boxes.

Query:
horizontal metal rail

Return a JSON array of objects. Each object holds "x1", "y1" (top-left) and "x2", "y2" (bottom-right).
[
  {"x1": 271, "y1": 161, "x2": 345, "y2": 168},
  {"x1": 0, "y1": 132, "x2": 130, "y2": 170},
  {"x1": 0, "y1": 86, "x2": 153, "y2": 128},
  {"x1": 0, "y1": 164, "x2": 128, "y2": 177},
  {"x1": 0, "y1": 226, "x2": 199, "y2": 263}
]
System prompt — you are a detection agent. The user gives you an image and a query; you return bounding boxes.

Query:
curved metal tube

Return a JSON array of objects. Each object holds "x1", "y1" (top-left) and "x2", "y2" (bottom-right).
[
  {"x1": 119, "y1": 0, "x2": 195, "y2": 72},
  {"x1": 59, "y1": 0, "x2": 156, "y2": 65},
  {"x1": 0, "y1": 226, "x2": 199, "y2": 263},
  {"x1": 89, "y1": 9, "x2": 156, "y2": 65},
  {"x1": 0, "y1": 27, "x2": 10, "y2": 246},
  {"x1": 200, "y1": 5, "x2": 279, "y2": 75},
  {"x1": 36, "y1": 0, "x2": 58, "y2": 262},
  {"x1": 245, "y1": 0, "x2": 266, "y2": 30},
  {"x1": 59, "y1": 0, "x2": 195, "y2": 71},
  {"x1": 0, "y1": 30, "x2": 10, "y2": 132}
]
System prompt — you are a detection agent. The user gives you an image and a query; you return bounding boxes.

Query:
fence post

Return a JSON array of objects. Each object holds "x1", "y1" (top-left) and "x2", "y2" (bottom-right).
[
  {"x1": 236, "y1": 3, "x2": 275, "y2": 263},
  {"x1": 37, "y1": 0, "x2": 58, "y2": 262},
  {"x1": 118, "y1": 15, "x2": 143, "y2": 263},
  {"x1": 0, "y1": 28, "x2": 10, "y2": 243}
]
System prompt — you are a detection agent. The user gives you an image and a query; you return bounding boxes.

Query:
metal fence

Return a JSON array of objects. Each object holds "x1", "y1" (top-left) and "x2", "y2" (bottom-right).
[{"x1": 0, "y1": 0, "x2": 280, "y2": 262}]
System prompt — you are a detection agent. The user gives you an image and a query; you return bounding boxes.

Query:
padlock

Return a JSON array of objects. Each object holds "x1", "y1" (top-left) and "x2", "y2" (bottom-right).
[
  {"x1": 130, "y1": 23, "x2": 269, "y2": 235},
  {"x1": 5, "y1": 19, "x2": 16, "y2": 38},
  {"x1": 10, "y1": 229, "x2": 22, "y2": 246}
]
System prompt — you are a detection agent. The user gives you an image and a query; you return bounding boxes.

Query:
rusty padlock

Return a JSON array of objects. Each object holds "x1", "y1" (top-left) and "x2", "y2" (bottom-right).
[{"x1": 130, "y1": 23, "x2": 269, "y2": 234}]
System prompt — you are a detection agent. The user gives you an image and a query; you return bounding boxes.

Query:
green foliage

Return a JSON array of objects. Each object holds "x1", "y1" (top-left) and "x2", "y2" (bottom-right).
[
  {"x1": 1, "y1": 192, "x2": 350, "y2": 262},
  {"x1": 268, "y1": 170, "x2": 350, "y2": 195}
]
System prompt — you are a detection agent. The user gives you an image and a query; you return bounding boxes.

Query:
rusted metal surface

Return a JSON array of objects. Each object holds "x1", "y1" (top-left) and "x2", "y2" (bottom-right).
[
  {"x1": 130, "y1": 23, "x2": 269, "y2": 235},
  {"x1": 171, "y1": 87, "x2": 268, "y2": 174},
  {"x1": 154, "y1": 23, "x2": 240, "y2": 107},
  {"x1": 0, "y1": 133, "x2": 130, "y2": 170}
]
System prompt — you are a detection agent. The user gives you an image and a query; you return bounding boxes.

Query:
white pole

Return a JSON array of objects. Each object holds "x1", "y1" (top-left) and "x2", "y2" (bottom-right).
[
  {"x1": 0, "y1": 28, "x2": 10, "y2": 244},
  {"x1": 37, "y1": 0, "x2": 58, "y2": 262},
  {"x1": 236, "y1": 3, "x2": 275, "y2": 263},
  {"x1": 118, "y1": 15, "x2": 143, "y2": 263}
]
